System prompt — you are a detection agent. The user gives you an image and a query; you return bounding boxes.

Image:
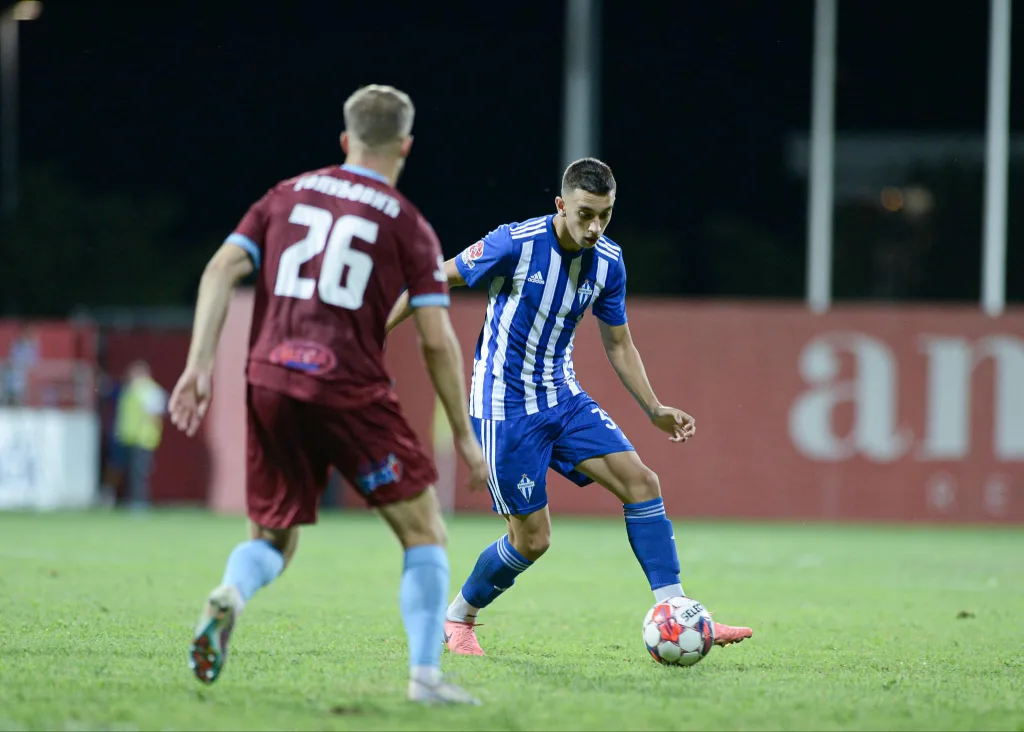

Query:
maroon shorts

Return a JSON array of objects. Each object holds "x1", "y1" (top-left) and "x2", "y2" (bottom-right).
[{"x1": 245, "y1": 385, "x2": 437, "y2": 529}]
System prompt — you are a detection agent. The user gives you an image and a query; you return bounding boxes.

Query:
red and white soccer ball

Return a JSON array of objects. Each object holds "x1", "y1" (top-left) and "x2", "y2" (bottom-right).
[{"x1": 642, "y1": 596, "x2": 715, "y2": 667}]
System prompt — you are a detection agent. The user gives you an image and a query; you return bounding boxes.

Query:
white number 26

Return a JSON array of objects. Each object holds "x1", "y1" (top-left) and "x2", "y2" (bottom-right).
[{"x1": 274, "y1": 204, "x2": 377, "y2": 310}]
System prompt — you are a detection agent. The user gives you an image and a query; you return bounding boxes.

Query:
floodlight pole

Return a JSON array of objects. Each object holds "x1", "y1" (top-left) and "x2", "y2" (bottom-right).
[
  {"x1": 561, "y1": 0, "x2": 601, "y2": 171},
  {"x1": 806, "y1": 0, "x2": 838, "y2": 313}
]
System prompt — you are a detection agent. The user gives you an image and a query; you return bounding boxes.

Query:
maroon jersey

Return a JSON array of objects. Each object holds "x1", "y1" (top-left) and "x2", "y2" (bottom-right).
[{"x1": 227, "y1": 164, "x2": 448, "y2": 408}]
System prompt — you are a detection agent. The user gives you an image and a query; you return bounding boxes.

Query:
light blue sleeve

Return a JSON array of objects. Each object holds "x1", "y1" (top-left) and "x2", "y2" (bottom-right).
[
  {"x1": 592, "y1": 256, "x2": 628, "y2": 326},
  {"x1": 454, "y1": 225, "x2": 514, "y2": 289},
  {"x1": 224, "y1": 190, "x2": 272, "y2": 270},
  {"x1": 225, "y1": 233, "x2": 262, "y2": 270}
]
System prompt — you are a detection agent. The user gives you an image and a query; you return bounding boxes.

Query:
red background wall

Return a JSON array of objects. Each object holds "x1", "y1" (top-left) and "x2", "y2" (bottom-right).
[
  {"x1": 91, "y1": 294, "x2": 1024, "y2": 524},
  {"x1": 101, "y1": 329, "x2": 210, "y2": 503}
]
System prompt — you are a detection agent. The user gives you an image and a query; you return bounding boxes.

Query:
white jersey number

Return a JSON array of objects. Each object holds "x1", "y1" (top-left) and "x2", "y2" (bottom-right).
[
  {"x1": 591, "y1": 406, "x2": 619, "y2": 431},
  {"x1": 274, "y1": 204, "x2": 378, "y2": 310}
]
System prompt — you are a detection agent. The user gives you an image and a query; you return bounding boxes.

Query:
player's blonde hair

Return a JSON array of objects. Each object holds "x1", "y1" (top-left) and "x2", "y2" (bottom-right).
[{"x1": 343, "y1": 85, "x2": 415, "y2": 150}]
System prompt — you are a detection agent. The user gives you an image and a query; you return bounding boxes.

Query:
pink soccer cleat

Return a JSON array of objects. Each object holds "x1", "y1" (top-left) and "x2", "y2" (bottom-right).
[
  {"x1": 443, "y1": 620, "x2": 485, "y2": 656},
  {"x1": 712, "y1": 620, "x2": 753, "y2": 646}
]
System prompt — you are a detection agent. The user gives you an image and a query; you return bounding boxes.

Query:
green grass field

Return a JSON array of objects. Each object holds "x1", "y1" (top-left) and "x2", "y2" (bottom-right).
[{"x1": 1, "y1": 510, "x2": 1022, "y2": 731}]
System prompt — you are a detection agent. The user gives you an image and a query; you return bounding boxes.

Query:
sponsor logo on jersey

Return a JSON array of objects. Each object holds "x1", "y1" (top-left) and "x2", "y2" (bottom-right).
[
  {"x1": 356, "y1": 453, "x2": 404, "y2": 494},
  {"x1": 460, "y1": 240, "x2": 485, "y2": 269},
  {"x1": 268, "y1": 340, "x2": 337, "y2": 375}
]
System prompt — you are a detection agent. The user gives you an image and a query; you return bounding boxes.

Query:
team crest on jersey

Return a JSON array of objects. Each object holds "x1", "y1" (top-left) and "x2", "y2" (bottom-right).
[
  {"x1": 517, "y1": 474, "x2": 535, "y2": 501},
  {"x1": 269, "y1": 340, "x2": 337, "y2": 375},
  {"x1": 577, "y1": 279, "x2": 594, "y2": 305},
  {"x1": 356, "y1": 454, "x2": 404, "y2": 495},
  {"x1": 460, "y1": 240, "x2": 485, "y2": 269}
]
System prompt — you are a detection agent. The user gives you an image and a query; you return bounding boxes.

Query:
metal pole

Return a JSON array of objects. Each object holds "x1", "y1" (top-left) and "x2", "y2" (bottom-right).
[
  {"x1": 982, "y1": 0, "x2": 1012, "y2": 318},
  {"x1": 561, "y1": 0, "x2": 601, "y2": 171},
  {"x1": 0, "y1": 14, "x2": 18, "y2": 218},
  {"x1": 806, "y1": 0, "x2": 838, "y2": 313}
]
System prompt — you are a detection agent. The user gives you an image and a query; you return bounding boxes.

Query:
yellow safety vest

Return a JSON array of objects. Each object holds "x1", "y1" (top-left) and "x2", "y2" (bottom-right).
[{"x1": 114, "y1": 377, "x2": 165, "y2": 451}]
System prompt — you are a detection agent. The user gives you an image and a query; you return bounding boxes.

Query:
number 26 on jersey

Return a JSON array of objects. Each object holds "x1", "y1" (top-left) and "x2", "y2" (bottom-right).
[{"x1": 274, "y1": 203, "x2": 378, "y2": 310}]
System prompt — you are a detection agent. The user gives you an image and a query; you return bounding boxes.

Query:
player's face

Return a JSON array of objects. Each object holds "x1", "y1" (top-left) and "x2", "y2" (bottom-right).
[{"x1": 556, "y1": 188, "x2": 615, "y2": 249}]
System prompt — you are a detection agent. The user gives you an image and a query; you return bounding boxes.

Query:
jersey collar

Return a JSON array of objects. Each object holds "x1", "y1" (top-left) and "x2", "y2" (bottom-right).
[
  {"x1": 340, "y1": 164, "x2": 390, "y2": 185},
  {"x1": 548, "y1": 214, "x2": 587, "y2": 259}
]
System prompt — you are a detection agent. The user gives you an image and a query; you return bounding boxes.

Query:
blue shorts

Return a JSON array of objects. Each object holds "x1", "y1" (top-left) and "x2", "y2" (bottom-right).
[{"x1": 472, "y1": 392, "x2": 634, "y2": 515}]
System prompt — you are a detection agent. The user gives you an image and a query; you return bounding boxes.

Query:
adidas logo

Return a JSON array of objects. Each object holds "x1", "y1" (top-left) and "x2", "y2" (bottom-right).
[{"x1": 527, "y1": 271, "x2": 545, "y2": 285}]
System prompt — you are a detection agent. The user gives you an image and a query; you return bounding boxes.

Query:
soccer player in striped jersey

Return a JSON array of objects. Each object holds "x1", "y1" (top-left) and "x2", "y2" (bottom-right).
[{"x1": 387, "y1": 158, "x2": 753, "y2": 655}]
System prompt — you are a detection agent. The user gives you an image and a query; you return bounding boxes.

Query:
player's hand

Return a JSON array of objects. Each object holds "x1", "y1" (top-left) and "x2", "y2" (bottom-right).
[
  {"x1": 455, "y1": 432, "x2": 489, "y2": 492},
  {"x1": 651, "y1": 406, "x2": 695, "y2": 443},
  {"x1": 169, "y1": 366, "x2": 213, "y2": 438}
]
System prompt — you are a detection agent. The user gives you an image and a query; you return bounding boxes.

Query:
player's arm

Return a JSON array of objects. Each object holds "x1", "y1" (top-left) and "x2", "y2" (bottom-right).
[
  {"x1": 386, "y1": 257, "x2": 465, "y2": 333},
  {"x1": 170, "y1": 242, "x2": 254, "y2": 437},
  {"x1": 184, "y1": 243, "x2": 254, "y2": 372},
  {"x1": 170, "y1": 191, "x2": 267, "y2": 437},
  {"x1": 598, "y1": 321, "x2": 661, "y2": 420},
  {"x1": 598, "y1": 321, "x2": 693, "y2": 443},
  {"x1": 414, "y1": 305, "x2": 471, "y2": 438},
  {"x1": 386, "y1": 228, "x2": 511, "y2": 333},
  {"x1": 397, "y1": 215, "x2": 488, "y2": 490},
  {"x1": 594, "y1": 257, "x2": 695, "y2": 443},
  {"x1": 591, "y1": 260, "x2": 658, "y2": 415},
  {"x1": 413, "y1": 304, "x2": 487, "y2": 490}
]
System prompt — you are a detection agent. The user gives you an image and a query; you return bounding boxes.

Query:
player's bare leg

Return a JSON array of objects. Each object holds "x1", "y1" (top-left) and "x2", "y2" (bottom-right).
[
  {"x1": 578, "y1": 451, "x2": 753, "y2": 647},
  {"x1": 379, "y1": 486, "x2": 481, "y2": 705},
  {"x1": 189, "y1": 523, "x2": 296, "y2": 684},
  {"x1": 444, "y1": 506, "x2": 550, "y2": 656}
]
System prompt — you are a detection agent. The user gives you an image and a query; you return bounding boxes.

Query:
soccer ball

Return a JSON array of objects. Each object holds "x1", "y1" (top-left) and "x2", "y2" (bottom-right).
[{"x1": 642, "y1": 596, "x2": 715, "y2": 667}]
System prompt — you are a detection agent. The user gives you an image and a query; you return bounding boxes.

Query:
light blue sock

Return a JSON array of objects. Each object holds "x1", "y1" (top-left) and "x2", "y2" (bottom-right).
[
  {"x1": 623, "y1": 498, "x2": 685, "y2": 602},
  {"x1": 221, "y1": 539, "x2": 285, "y2": 604},
  {"x1": 400, "y1": 544, "x2": 449, "y2": 675}
]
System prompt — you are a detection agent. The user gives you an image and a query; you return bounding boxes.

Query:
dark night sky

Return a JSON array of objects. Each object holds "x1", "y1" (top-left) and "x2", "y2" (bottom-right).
[{"x1": 15, "y1": 1, "x2": 1024, "y2": 276}]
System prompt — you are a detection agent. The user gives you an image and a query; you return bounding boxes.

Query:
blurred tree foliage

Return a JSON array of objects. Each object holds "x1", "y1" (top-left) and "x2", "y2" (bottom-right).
[
  {"x1": 703, "y1": 217, "x2": 804, "y2": 298},
  {"x1": 0, "y1": 166, "x2": 209, "y2": 316},
  {"x1": 3, "y1": 162, "x2": 1021, "y2": 315}
]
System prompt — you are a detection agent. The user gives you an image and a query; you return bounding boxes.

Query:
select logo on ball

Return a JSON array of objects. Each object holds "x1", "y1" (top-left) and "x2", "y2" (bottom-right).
[{"x1": 642, "y1": 596, "x2": 715, "y2": 667}]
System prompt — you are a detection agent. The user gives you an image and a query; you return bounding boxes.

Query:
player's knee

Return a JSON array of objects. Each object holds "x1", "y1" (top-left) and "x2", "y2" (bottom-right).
[
  {"x1": 510, "y1": 524, "x2": 551, "y2": 562},
  {"x1": 413, "y1": 512, "x2": 447, "y2": 548},
  {"x1": 624, "y1": 468, "x2": 661, "y2": 504},
  {"x1": 387, "y1": 489, "x2": 448, "y2": 549},
  {"x1": 399, "y1": 514, "x2": 447, "y2": 549},
  {"x1": 522, "y1": 533, "x2": 550, "y2": 562}
]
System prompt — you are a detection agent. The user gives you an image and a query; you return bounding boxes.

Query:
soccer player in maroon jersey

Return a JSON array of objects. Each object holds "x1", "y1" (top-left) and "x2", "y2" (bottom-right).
[{"x1": 168, "y1": 85, "x2": 488, "y2": 705}]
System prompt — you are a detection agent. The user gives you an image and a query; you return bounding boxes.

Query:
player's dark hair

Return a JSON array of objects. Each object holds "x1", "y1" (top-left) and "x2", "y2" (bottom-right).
[{"x1": 561, "y1": 157, "x2": 616, "y2": 196}]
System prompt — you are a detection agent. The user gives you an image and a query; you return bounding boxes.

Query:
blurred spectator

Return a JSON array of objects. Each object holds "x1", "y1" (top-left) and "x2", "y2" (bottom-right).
[
  {"x1": 98, "y1": 370, "x2": 126, "y2": 507},
  {"x1": 113, "y1": 360, "x2": 168, "y2": 511},
  {"x1": 2, "y1": 325, "x2": 40, "y2": 407}
]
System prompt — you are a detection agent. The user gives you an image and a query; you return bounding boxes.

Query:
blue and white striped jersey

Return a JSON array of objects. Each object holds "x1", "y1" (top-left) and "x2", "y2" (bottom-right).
[{"x1": 454, "y1": 214, "x2": 627, "y2": 421}]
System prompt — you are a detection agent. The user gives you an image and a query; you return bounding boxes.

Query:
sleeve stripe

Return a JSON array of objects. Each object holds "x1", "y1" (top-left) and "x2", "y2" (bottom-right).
[
  {"x1": 410, "y1": 293, "x2": 451, "y2": 308},
  {"x1": 225, "y1": 233, "x2": 261, "y2": 270}
]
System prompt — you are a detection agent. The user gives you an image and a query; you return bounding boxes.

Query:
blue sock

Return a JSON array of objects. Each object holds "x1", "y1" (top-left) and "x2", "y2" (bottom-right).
[
  {"x1": 400, "y1": 544, "x2": 449, "y2": 675},
  {"x1": 623, "y1": 498, "x2": 684, "y2": 601},
  {"x1": 457, "y1": 535, "x2": 532, "y2": 613},
  {"x1": 221, "y1": 539, "x2": 285, "y2": 604}
]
